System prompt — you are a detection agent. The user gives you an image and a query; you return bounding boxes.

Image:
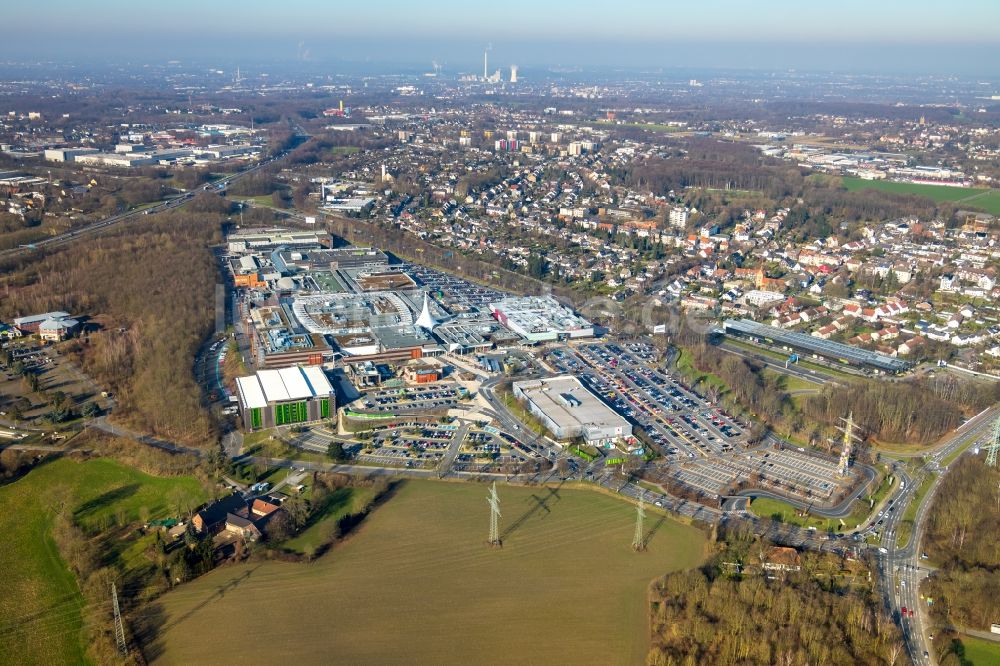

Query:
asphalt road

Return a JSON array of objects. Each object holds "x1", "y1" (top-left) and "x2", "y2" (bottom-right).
[
  {"x1": 877, "y1": 405, "x2": 1000, "y2": 666},
  {"x1": 0, "y1": 152, "x2": 287, "y2": 260},
  {"x1": 732, "y1": 446, "x2": 878, "y2": 519},
  {"x1": 716, "y1": 339, "x2": 845, "y2": 386},
  {"x1": 89, "y1": 417, "x2": 203, "y2": 456}
]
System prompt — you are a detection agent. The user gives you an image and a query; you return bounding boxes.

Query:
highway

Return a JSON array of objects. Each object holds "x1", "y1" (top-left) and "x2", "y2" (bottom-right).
[
  {"x1": 0, "y1": 151, "x2": 288, "y2": 260},
  {"x1": 876, "y1": 405, "x2": 999, "y2": 666}
]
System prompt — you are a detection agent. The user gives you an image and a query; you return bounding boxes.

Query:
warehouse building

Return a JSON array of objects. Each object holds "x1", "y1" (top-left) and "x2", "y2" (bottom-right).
[
  {"x1": 512, "y1": 375, "x2": 630, "y2": 446},
  {"x1": 227, "y1": 229, "x2": 332, "y2": 254},
  {"x1": 73, "y1": 148, "x2": 192, "y2": 167},
  {"x1": 273, "y1": 247, "x2": 389, "y2": 274},
  {"x1": 491, "y1": 295, "x2": 594, "y2": 342},
  {"x1": 235, "y1": 366, "x2": 335, "y2": 431},
  {"x1": 192, "y1": 144, "x2": 260, "y2": 159},
  {"x1": 44, "y1": 147, "x2": 100, "y2": 162}
]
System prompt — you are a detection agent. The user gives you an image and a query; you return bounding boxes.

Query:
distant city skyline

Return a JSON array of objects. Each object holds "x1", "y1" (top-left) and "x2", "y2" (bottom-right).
[{"x1": 4, "y1": 1, "x2": 1000, "y2": 75}]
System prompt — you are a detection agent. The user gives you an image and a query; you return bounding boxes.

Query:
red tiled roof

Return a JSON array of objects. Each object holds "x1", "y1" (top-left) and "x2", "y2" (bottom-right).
[{"x1": 251, "y1": 499, "x2": 281, "y2": 517}]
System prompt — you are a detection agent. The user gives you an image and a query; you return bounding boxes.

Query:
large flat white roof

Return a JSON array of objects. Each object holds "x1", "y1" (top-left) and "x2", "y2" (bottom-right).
[
  {"x1": 277, "y1": 366, "x2": 313, "y2": 401},
  {"x1": 490, "y1": 296, "x2": 593, "y2": 337},
  {"x1": 301, "y1": 365, "x2": 334, "y2": 396},
  {"x1": 239, "y1": 366, "x2": 334, "y2": 407},
  {"x1": 236, "y1": 375, "x2": 268, "y2": 409},
  {"x1": 257, "y1": 369, "x2": 291, "y2": 402}
]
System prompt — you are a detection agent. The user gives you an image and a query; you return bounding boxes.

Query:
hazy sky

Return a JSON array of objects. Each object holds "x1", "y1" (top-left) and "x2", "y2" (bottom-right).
[{"x1": 4, "y1": 0, "x2": 999, "y2": 74}]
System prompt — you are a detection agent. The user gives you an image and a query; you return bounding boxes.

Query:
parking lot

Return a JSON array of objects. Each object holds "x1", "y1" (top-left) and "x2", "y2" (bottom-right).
[
  {"x1": 357, "y1": 382, "x2": 467, "y2": 413},
  {"x1": 357, "y1": 424, "x2": 458, "y2": 467},
  {"x1": 743, "y1": 447, "x2": 844, "y2": 501},
  {"x1": 1, "y1": 340, "x2": 107, "y2": 423},
  {"x1": 405, "y1": 264, "x2": 509, "y2": 311},
  {"x1": 549, "y1": 342, "x2": 747, "y2": 459},
  {"x1": 651, "y1": 443, "x2": 852, "y2": 503},
  {"x1": 545, "y1": 341, "x2": 858, "y2": 505},
  {"x1": 457, "y1": 428, "x2": 531, "y2": 466}
]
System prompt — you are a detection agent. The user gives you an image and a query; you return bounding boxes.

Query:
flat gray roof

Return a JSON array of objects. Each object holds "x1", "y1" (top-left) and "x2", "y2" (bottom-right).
[
  {"x1": 514, "y1": 375, "x2": 630, "y2": 434},
  {"x1": 374, "y1": 325, "x2": 436, "y2": 350}
]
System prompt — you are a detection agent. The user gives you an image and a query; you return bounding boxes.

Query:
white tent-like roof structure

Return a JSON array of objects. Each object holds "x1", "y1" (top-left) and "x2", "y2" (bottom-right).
[{"x1": 415, "y1": 292, "x2": 439, "y2": 330}]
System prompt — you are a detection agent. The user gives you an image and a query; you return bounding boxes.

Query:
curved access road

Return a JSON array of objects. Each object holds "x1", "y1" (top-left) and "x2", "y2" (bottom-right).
[{"x1": 733, "y1": 460, "x2": 879, "y2": 518}]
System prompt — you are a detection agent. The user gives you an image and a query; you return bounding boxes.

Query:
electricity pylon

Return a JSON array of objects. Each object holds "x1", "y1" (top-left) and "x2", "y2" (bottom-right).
[
  {"x1": 985, "y1": 416, "x2": 1000, "y2": 468},
  {"x1": 111, "y1": 582, "x2": 127, "y2": 657},
  {"x1": 487, "y1": 482, "x2": 502, "y2": 547},
  {"x1": 632, "y1": 498, "x2": 646, "y2": 551},
  {"x1": 836, "y1": 412, "x2": 862, "y2": 477}
]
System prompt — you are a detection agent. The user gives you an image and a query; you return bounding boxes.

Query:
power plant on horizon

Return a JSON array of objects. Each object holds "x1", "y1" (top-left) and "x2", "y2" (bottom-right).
[
  {"x1": 480, "y1": 47, "x2": 517, "y2": 84},
  {"x1": 451, "y1": 48, "x2": 518, "y2": 83}
]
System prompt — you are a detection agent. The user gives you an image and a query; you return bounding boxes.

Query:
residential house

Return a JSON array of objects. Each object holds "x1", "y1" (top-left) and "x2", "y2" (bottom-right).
[
  {"x1": 897, "y1": 336, "x2": 926, "y2": 356},
  {"x1": 812, "y1": 324, "x2": 837, "y2": 340},
  {"x1": 251, "y1": 498, "x2": 282, "y2": 520},
  {"x1": 192, "y1": 494, "x2": 248, "y2": 534},
  {"x1": 763, "y1": 546, "x2": 802, "y2": 573},
  {"x1": 224, "y1": 514, "x2": 262, "y2": 541},
  {"x1": 939, "y1": 274, "x2": 957, "y2": 292}
]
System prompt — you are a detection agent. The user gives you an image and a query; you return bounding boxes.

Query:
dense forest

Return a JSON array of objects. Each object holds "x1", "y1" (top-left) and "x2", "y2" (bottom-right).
[
  {"x1": 648, "y1": 527, "x2": 903, "y2": 666},
  {"x1": 648, "y1": 570, "x2": 904, "y2": 666},
  {"x1": 613, "y1": 137, "x2": 981, "y2": 229},
  {"x1": 801, "y1": 380, "x2": 987, "y2": 445},
  {"x1": 922, "y1": 456, "x2": 1000, "y2": 633},
  {"x1": 616, "y1": 139, "x2": 804, "y2": 200},
  {"x1": 687, "y1": 343, "x2": 788, "y2": 423},
  {"x1": 0, "y1": 197, "x2": 226, "y2": 446}
]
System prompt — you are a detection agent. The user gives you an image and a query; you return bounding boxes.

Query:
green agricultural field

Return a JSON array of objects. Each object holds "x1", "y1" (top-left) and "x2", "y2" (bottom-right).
[
  {"x1": 0, "y1": 458, "x2": 208, "y2": 666},
  {"x1": 955, "y1": 633, "x2": 1000, "y2": 665},
  {"x1": 842, "y1": 176, "x2": 1000, "y2": 215},
  {"x1": 281, "y1": 486, "x2": 377, "y2": 555},
  {"x1": 149, "y1": 480, "x2": 707, "y2": 666},
  {"x1": 596, "y1": 120, "x2": 685, "y2": 133},
  {"x1": 625, "y1": 123, "x2": 685, "y2": 133}
]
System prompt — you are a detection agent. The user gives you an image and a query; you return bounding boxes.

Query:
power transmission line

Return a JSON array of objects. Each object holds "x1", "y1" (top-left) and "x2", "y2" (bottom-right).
[
  {"x1": 487, "y1": 482, "x2": 502, "y2": 547},
  {"x1": 837, "y1": 412, "x2": 862, "y2": 477},
  {"x1": 632, "y1": 498, "x2": 646, "y2": 552},
  {"x1": 111, "y1": 582, "x2": 127, "y2": 658},
  {"x1": 985, "y1": 415, "x2": 1000, "y2": 468}
]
